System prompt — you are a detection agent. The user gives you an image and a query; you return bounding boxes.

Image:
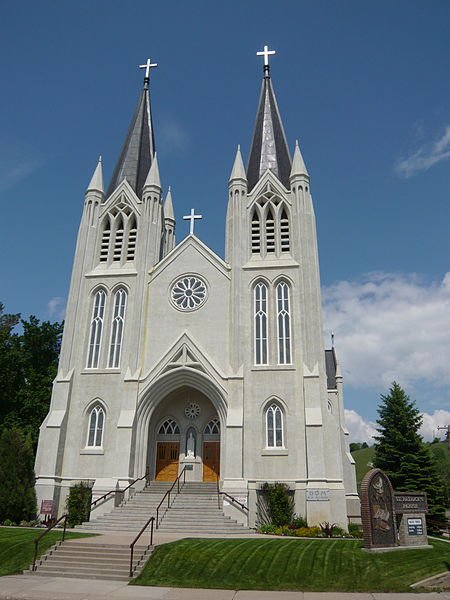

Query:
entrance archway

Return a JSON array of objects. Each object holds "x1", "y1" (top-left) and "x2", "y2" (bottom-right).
[{"x1": 145, "y1": 386, "x2": 221, "y2": 482}]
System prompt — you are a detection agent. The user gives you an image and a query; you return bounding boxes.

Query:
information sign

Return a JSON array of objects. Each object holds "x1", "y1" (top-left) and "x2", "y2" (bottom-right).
[
  {"x1": 40, "y1": 500, "x2": 55, "y2": 515},
  {"x1": 394, "y1": 492, "x2": 428, "y2": 514},
  {"x1": 407, "y1": 517, "x2": 423, "y2": 536},
  {"x1": 306, "y1": 489, "x2": 330, "y2": 501}
]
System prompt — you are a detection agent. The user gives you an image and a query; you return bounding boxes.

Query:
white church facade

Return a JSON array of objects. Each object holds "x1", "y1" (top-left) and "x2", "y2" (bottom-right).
[{"x1": 35, "y1": 50, "x2": 359, "y2": 528}]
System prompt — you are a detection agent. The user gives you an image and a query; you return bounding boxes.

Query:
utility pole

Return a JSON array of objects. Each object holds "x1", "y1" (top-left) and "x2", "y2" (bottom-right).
[{"x1": 437, "y1": 425, "x2": 450, "y2": 450}]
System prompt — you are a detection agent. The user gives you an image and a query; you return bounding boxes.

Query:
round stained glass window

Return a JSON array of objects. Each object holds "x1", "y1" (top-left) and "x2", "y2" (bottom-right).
[{"x1": 170, "y1": 276, "x2": 207, "y2": 311}]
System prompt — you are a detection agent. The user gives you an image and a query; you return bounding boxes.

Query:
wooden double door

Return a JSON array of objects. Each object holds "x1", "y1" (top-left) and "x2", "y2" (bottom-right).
[
  {"x1": 155, "y1": 442, "x2": 179, "y2": 481},
  {"x1": 155, "y1": 440, "x2": 220, "y2": 482},
  {"x1": 203, "y1": 441, "x2": 220, "y2": 482}
]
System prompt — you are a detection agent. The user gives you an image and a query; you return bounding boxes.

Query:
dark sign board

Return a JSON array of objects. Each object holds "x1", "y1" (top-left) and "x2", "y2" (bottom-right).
[
  {"x1": 407, "y1": 517, "x2": 424, "y2": 536},
  {"x1": 360, "y1": 469, "x2": 397, "y2": 549},
  {"x1": 40, "y1": 500, "x2": 55, "y2": 515},
  {"x1": 394, "y1": 492, "x2": 428, "y2": 514}
]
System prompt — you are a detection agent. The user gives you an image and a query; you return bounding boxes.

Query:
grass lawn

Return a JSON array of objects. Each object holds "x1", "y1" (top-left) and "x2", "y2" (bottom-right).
[
  {"x1": 0, "y1": 527, "x2": 95, "y2": 577},
  {"x1": 132, "y1": 537, "x2": 450, "y2": 592}
]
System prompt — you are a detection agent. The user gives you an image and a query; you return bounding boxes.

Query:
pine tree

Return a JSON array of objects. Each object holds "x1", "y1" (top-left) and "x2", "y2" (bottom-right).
[
  {"x1": 0, "y1": 428, "x2": 37, "y2": 523},
  {"x1": 374, "y1": 382, "x2": 446, "y2": 524}
]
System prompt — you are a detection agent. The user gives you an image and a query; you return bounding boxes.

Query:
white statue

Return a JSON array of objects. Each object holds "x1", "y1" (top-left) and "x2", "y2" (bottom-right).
[{"x1": 186, "y1": 432, "x2": 195, "y2": 458}]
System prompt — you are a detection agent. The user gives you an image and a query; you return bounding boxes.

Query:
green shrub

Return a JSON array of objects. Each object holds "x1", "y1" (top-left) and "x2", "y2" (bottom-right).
[
  {"x1": 293, "y1": 526, "x2": 322, "y2": 537},
  {"x1": 348, "y1": 522, "x2": 363, "y2": 538},
  {"x1": 2, "y1": 519, "x2": 16, "y2": 527},
  {"x1": 260, "y1": 482, "x2": 294, "y2": 526},
  {"x1": 66, "y1": 482, "x2": 92, "y2": 527},
  {"x1": 289, "y1": 515, "x2": 307, "y2": 529}
]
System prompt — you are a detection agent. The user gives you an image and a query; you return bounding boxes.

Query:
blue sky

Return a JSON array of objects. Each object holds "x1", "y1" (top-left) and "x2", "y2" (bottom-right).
[{"x1": 1, "y1": 1, "x2": 449, "y2": 440}]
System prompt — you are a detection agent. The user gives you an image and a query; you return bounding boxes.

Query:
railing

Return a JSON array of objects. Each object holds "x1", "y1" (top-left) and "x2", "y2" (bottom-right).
[
  {"x1": 155, "y1": 466, "x2": 187, "y2": 528},
  {"x1": 129, "y1": 516, "x2": 154, "y2": 578},
  {"x1": 90, "y1": 470, "x2": 150, "y2": 510},
  {"x1": 216, "y1": 471, "x2": 248, "y2": 512},
  {"x1": 32, "y1": 513, "x2": 68, "y2": 572}
]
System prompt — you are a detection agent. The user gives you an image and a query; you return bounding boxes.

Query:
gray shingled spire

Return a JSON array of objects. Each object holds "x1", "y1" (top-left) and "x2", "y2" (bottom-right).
[
  {"x1": 247, "y1": 72, "x2": 291, "y2": 191},
  {"x1": 107, "y1": 80, "x2": 155, "y2": 199},
  {"x1": 86, "y1": 156, "x2": 104, "y2": 194}
]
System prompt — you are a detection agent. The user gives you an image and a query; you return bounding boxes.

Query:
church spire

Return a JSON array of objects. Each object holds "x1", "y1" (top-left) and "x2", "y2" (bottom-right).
[
  {"x1": 107, "y1": 58, "x2": 157, "y2": 199},
  {"x1": 247, "y1": 46, "x2": 291, "y2": 192},
  {"x1": 290, "y1": 140, "x2": 309, "y2": 181},
  {"x1": 229, "y1": 145, "x2": 247, "y2": 184},
  {"x1": 86, "y1": 155, "x2": 104, "y2": 194}
]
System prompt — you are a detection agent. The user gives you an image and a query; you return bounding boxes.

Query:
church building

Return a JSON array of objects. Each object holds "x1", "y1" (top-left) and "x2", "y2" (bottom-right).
[{"x1": 35, "y1": 48, "x2": 359, "y2": 528}]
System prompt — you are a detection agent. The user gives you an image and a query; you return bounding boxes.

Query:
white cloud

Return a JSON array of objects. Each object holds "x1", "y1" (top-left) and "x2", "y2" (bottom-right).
[
  {"x1": 0, "y1": 158, "x2": 41, "y2": 192},
  {"x1": 344, "y1": 408, "x2": 450, "y2": 444},
  {"x1": 47, "y1": 297, "x2": 66, "y2": 321},
  {"x1": 395, "y1": 125, "x2": 450, "y2": 178},
  {"x1": 323, "y1": 272, "x2": 450, "y2": 390},
  {"x1": 344, "y1": 409, "x2": 377, "y2": 444}
]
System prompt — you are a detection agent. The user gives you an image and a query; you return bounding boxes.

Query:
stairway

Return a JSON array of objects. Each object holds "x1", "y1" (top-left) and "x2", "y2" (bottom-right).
[
  {"x1": 78, "y1": 481, "x2": 252, "y2": 534},
  {"x1": 27, "y1": 539, "x2": 151, "y2": 581}
]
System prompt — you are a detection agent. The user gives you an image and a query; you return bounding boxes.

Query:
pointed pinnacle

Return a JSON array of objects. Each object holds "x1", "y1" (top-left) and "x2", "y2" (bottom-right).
[
  {"x1": 229, "y1": 144, "x2": 247, "y2": 183},
  {"x1": 164, "y1": 186, "x2": 175, "y2": 220},
  {"x1": 290, "y1": 140, "x2": 309, "y2": 179},
  {"x1": 144, "y1": 152, "x2": 161, "y2": 190},
  {"x1": 86, "y1": 155, "x2": 104, "y2": 194}
]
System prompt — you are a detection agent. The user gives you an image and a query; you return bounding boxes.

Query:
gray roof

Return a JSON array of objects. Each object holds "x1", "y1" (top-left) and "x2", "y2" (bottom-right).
[
  {"x1": 247, "y1": 75, "x2": 292, "y2": 192},
  {"x1": 107, "y1": 83, "x2": 155, "y2": 199},
  {"x1": 325, "y1": 349, "x2": 337, "y2": 390}
]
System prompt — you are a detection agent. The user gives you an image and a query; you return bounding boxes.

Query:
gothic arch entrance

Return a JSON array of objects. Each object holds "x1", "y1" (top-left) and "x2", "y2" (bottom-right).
[{"x1": 146, "y1": 386, "x2": 221, "y2": 482}]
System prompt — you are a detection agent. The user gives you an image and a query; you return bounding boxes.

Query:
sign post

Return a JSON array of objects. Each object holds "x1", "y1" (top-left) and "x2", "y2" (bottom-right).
[{"x1": 394, "y1": 492, "x2": 431, "y2": 548}]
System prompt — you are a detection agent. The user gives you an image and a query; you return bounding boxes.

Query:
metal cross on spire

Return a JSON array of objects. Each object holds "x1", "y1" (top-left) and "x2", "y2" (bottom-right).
[
  {"x1": 139, "y1": 57, "x2": 158, "y2": 87},
  {"x1": 257, "y1": 44, "x2": 276, "y2": 77},
  {"x1": 183, "y1": 208, "x2": 203, "y2": 235}
]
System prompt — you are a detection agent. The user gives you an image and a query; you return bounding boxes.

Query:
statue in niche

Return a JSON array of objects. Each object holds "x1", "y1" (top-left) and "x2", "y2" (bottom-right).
[{"x1": 186, "y1": 430, "x2": 196, "y2": 458}]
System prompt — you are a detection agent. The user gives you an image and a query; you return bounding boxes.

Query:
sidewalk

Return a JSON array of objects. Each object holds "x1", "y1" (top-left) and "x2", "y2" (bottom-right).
[{"x1": 0, "y1": 576, "x2": 449, "y2": 600}]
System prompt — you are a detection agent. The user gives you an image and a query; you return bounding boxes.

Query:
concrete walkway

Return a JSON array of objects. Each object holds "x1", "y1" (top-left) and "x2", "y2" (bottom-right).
[{"x1": 0, "y1": 576, "x2": 449, "y2": 600}]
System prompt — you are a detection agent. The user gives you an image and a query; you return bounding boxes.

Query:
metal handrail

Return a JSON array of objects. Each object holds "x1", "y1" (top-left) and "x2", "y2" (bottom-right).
[
  {"x1": 220, "y1": 491, "x2": 249, "y2": 513},
  {"x1": 155, "y1": 466, "x2": 187, "y2": 528},
  {"x1": 129, "y1": 516, "x2": 154, "y2": 578},
  {"x1": 32, "y1": 513, "x2": 68, "y2": 571},
  {"x1": 91, "y1": 470, "x2": 150, "y2": 509}
]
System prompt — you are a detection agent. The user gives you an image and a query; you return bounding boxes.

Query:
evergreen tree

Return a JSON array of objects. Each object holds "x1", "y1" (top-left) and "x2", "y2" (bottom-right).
[
  {"x1": 374, "y1": 382, "x2": 446, "y2": 524},
  {"x1": 0, "y1": 428, "x2": 37, "y2": 523}
]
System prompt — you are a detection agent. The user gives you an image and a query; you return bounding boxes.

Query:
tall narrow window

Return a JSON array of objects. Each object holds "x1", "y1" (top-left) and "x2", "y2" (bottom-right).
[
  {"x1": 108, "y1": 288, "x2": 127, "y2": 368},
  {"x1": 251, "y1": 210, "x2": 261, "y2": 254},
  {"x1": 277, "y1": 282, "x2": 291, "y2": 364},
  {"x1": 127, "y1": 215, "x2": 137, "y2": 261},
  {"x1": 87, "y1": 405, "x2": 105, "y2": 447},
  {"x1": 266, "y1": 403, "x2": 283, "y2": 448},
  {"x1": 99, "y1": 220, "x2": 111, "y2": 262},
  {"x1": 86, "y1": 290, "x2": 106, "y2": 368},
  {"x1": 254, "y1": 282, "x2": 268, "y2": 365},
  {"x1": 265, "y1": 208, "x2": 275, "y2": 253},
  {"x1": 113, "y1": 216, "x2": 124, "y2": 262},
  {"x1": 280, "y1": 208, "x2": 290, "y2": 252}
]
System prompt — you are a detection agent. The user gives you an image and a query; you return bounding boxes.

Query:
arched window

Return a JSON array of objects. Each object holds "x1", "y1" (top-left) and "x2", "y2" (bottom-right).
[
  {"x1": 158, "y1": 418, "x2": 180, "y2": 435},
  {"x1": 108, "y1": 288, "x2": 127, "y2": 368},
  {"x1": 87, "y1": 405, "x2": 105, "y2": 447},
  {"x1": 127, "y1": 215, "x2": 137, "y2": 261},
  {"x1": 265, "y1": 207, "x2": 275, "y2": 253},
  {"x1": 204, "y1": 418, "x2": 220, "y2": 435},
  {"x1": 251, "y1": 210, "x2": 261, "y2": 255},
  {"x1": 86, "y1": 289, "x2": 106, "y2": 369},
  {"x1": 276, "y1": 282, "x2": 291, "y2": 364},
  {"x1": 99, "y1": 219, "x2": 111, "y2": 263},
  {"x1": 266, "y1": 403, "x2": 283, "y2": 448},
  {"x1": 279, "y1": 208, "x2": 290, "y2": 252},
  {"x1": 254, "y1": 282, "x2": 268, "y2": 365},
  {"x1": 113, "y1": 216, "x2": 124, "y2": 262}
]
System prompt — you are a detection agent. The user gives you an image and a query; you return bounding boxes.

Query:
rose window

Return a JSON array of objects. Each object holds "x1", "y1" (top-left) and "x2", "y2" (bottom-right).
[
  {"x1": 184, "y1": 403, "x2": 200, "y2": 420},
  {"x1": 171, "y1": 276, "x2": 207, "y2": 311}
]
